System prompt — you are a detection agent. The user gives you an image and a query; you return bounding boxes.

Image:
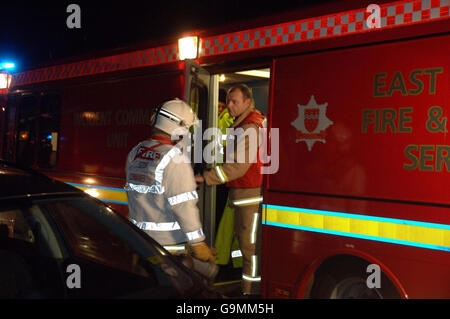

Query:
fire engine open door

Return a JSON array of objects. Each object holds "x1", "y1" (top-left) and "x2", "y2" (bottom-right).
[{"x1": 184, "y1": 60, "x2": 218, "y2": 247}]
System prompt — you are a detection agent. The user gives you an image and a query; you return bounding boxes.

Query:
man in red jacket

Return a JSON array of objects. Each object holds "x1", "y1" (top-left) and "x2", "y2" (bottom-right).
[{"x1": 196, "y1": 84, "x2": 265, "y2": 296}]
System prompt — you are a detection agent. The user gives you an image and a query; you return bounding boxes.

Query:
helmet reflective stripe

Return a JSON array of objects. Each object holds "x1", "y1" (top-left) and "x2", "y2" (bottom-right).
[
  {"x1": 215, "y1": 165, "x2": 228, "y2": 183},
  {"x1": 250, "y1": 213, "x2": 259, "y2": 244},
  {"x1": 159, "y1": 108, "x2": 182, "y2": 124},
  {"x1": 167, "y1": 191, "x2": 198, "y2": 206},
  {"x1": 130, "y1": 218, "x2": 181, "y2": 231},
  {"x1": 155, "y1": 146, "x2": 182, "y2": 184},
  {"x1": 153, "y1": 99, "x2": 196, "y2": 136},
  {"x1": 231, "y1": 250, "x2": 242, "y2": 258},
  {"x1": 186, "y1": 228, "x2": 204, "y2": 241},
  {"x1": 232, "y1": 196, "x2": 263, "y2": 207}
]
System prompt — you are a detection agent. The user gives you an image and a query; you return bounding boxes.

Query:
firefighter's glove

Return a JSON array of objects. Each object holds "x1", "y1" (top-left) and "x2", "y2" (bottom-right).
[{"x1": 188, "y1": 241, "x2": 216, "y2": 264}]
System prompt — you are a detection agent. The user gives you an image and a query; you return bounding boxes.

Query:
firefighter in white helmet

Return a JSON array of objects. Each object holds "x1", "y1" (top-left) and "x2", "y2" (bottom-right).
[{"x1": 126, "y1": 98, "x2": 217, "y2": 281}]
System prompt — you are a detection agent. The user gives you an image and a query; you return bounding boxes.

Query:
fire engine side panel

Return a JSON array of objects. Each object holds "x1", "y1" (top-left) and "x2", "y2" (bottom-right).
[
  {"x1": 263, "y1": 192, "x2": 450, "y2": 298},
  {"x1": 28, "y1": 67, "x2": 186, "y2": 216},
  {"x1": 58, "y1": 72, "x2": 184, "y2": 178},
  {"x1": 271, "y1": 34, "x2": 450, "y2": 206},
  {"x1": 264, "y1": 33, "x2": 450, "y2": 298}
]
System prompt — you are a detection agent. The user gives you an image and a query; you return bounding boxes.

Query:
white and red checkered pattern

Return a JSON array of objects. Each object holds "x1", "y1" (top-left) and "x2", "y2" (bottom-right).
[
  {"x1": 199, "y1": 0, "x2": 450, "y2": 57},
  {"x1": 11, "y1": 0, "x2": 450, "y2": 86},
  {"x1": 13, "y1": 43, "x2": 179, "y2": 86}
]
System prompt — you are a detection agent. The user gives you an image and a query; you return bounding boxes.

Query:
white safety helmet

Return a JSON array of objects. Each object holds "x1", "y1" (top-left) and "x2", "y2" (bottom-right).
[{"x1": 152, "y1": 98, "x2": 197, "y2": 136}]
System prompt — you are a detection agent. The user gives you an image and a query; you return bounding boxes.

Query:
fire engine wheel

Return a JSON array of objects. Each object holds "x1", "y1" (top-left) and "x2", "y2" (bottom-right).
[
  {"x1": 329, "y1": 277, "x2": 383, "y2": 299},
  {"x1": 309, "y1": 256, "x2": 400, "y2": 299}
]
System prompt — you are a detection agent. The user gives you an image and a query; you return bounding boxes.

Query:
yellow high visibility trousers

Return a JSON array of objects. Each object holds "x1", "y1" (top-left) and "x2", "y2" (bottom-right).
[{"x1": 214, "y1": 196, "x2": 243, "y2": 268}]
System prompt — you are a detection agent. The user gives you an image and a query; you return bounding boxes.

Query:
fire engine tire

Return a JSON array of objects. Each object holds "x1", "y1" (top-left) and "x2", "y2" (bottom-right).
[{"x1": 309, "y1": 257, "x2": 400, "y2": 299}]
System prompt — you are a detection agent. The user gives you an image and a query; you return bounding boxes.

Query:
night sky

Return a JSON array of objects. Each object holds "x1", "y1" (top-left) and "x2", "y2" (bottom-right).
[{"x1": 0, "y1": 0, "x2": 323, "y2": 72}]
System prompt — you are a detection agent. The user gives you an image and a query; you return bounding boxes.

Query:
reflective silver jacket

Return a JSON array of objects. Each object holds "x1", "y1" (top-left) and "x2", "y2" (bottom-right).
[{"x1": 126, "y1": 135, "x2": 205, "y2": 246}]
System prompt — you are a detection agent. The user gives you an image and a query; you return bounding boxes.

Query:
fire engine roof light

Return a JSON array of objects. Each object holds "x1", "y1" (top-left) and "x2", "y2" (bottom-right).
[
  {"x1": 178, "y1": 36, "x2": 199, "y2": 60},
  {"x1": 0, "y1": 71, "x2": 12, "y2": 90},
  {"x1": 235, "y1": 69, "x2": 270, "y2": 79},
  {"x1": 0, "y1": 62, "x2": 15, "y2": 70}
]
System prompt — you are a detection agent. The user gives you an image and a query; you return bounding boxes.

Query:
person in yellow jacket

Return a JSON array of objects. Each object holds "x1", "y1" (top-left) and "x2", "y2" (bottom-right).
[{"x1": 196, "y1": 84, "x2": 265, "y2": 296}]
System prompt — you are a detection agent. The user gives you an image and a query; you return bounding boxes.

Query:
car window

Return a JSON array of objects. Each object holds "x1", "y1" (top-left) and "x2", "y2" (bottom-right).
[
  {"x1": 0, "y1": 196, "x2": 209, "y2": 298},
  {"x1": 36, "y1": 196, "x2": 201, "y2": 297},
  {"x1": 42, "y1": 199, "x2": 150, "y2": 277},
  {"x1": 0, "y1": 208, "x2": 35, "y2": 243},
  {"x1": 0, "y1": 204, "x2": 62, "y2": 298}
]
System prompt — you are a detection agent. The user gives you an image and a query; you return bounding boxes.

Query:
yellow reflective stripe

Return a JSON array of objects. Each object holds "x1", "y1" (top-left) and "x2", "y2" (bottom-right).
[
  {"x1": 215, "y1": 165, "x2": 228, "y2": 183},
  {"x1": 264, "y1": 205, "x2": 450, "y2": 251},
  {"x1": 232, "y1": 196, "x2": 263, "y2": 207},
  {"x1": 75, "y1": 186, "x2": 128, "y2": 204}
]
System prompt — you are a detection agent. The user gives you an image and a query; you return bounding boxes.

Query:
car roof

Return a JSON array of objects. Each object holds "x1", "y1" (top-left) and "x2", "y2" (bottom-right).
[{"x1": 0, "y1": 160, "x2": 81, "y2": 200}]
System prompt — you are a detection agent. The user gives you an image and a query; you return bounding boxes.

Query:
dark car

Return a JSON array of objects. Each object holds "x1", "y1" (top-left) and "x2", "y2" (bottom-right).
[{"x1": 0, "y1": 160, "x2": 218, "y2": 299}]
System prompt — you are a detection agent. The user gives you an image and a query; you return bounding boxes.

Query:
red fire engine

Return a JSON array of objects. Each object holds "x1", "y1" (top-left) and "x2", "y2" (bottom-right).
[{"x1": 1, "y1": 0, "x2": 449, "y2": 298}]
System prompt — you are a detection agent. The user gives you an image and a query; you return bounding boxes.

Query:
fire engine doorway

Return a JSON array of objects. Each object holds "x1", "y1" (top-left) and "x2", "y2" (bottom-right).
[
  {"x1": 184, "y1": 62, "x2": 270, "y2": 248},
  {"x1": 208, "y1": 67, "x2": 270, "y2": 250},
  {"x1": 184, "y1": 60, "x2": 215, "y2": 246},
  {"x1": 214, "y1": 68, "x2": 270, "y2": 246}
]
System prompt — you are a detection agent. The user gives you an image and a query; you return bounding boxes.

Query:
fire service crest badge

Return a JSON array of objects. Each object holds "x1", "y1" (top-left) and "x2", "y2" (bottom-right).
[{"x1": 291, "y1": 95, "x2": 333, "y2": 151}]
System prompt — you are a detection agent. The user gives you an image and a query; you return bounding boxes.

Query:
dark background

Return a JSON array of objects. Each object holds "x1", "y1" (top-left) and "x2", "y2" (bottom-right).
[{"x1": 0, "y1": 0, "x2": 329, "y2": 71}]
